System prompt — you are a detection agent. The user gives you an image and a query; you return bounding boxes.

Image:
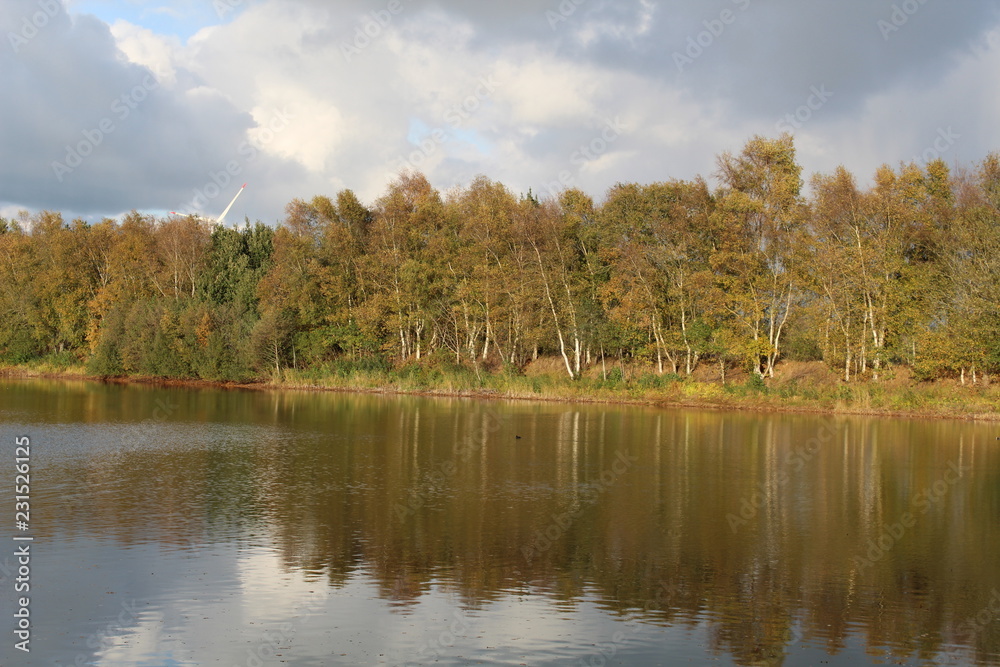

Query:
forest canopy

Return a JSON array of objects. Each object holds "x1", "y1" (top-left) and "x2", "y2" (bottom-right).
[{"x1": 2, "y1": 134, "x2": 998, "y2": 384}]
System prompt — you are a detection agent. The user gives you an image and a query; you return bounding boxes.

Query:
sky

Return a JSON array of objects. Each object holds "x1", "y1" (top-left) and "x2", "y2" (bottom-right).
[{"x1": 2, "y1": 0, "x2": 999, "y2": 225}]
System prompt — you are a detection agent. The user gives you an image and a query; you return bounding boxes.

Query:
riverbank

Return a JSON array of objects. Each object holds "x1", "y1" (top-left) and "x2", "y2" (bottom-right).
[{"x1": 3, "y1": 358, "x2": 999, "y2": 421}]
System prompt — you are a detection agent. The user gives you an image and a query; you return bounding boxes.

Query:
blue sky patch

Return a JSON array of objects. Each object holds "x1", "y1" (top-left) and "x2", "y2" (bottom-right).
[{"x1": 67, "y1": 0, "x2": 243, "y2": 40}]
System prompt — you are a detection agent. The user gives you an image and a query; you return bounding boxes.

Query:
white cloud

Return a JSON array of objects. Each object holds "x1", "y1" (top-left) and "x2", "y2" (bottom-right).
[
  {"x1": 494, "y1": 55, "x2": 599, "y2": 126},
  {"x1": 0, "y1": 205, "x2": 28, "y2": 221},
  {"x1": 110, "y1": 19, "x2": 180, "y2": 85}
]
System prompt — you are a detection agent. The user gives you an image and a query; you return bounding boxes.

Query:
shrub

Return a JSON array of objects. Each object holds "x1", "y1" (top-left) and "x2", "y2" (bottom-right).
[{"x1": 745, "y1": 373, "x2": 768, "y2": 393}]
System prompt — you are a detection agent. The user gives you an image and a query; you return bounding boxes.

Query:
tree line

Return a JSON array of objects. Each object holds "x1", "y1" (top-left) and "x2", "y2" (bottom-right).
[{"x1": 2, "y1": 134, "x2": 998, "y2": 384}]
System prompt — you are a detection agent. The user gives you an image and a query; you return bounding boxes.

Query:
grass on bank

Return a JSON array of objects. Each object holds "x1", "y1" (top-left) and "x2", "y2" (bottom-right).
[
  {"x1": 4, "y1": 352, "x2": 999, "y2": 419},
  {"x1": 273, "y1": 356, "x2": 1000, "y2": 419},
  {"x1": 1, "y1": 351, "x2": 89, "y2": 377}
]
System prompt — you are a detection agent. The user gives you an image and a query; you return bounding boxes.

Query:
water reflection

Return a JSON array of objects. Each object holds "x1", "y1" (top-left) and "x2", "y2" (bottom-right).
[{"x1": 3, "y1": 379, "x2": 1000, "y2": 665}]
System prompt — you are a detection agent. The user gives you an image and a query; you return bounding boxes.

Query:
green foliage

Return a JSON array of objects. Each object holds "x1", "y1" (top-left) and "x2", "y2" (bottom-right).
[
  {"x1": 595, "y1": 366, "x2": 625, "y2": 389},
  {"x1": 0, "y1": 327, "x2": 43, "y2": 364},
  {"x1": 86, "y1": 319, "x2": 125, "y2": 376},
  {"x1": 636, "y1": 373, "x2": 683, "y2": 390},
  {"x1": 3, "y1": 140, "x2": 1000, "y2": 394},
  {"x1": 745, "y1": 373, "x2": 768, "y2": 393},
  {"x1": 197, "y1": 224, "x2": 274, "y2": 312},
  {"x1": 781, "y1": 326, "x2": 824, "y2": 362},
  {"x1": 328, "y1": 355, "x2": 391, "y2": 377}
]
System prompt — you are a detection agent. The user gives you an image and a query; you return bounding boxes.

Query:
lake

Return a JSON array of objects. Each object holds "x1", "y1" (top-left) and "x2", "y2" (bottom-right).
[{"x1": 1, "y1": 378, "x2": 999, "y2": 666}]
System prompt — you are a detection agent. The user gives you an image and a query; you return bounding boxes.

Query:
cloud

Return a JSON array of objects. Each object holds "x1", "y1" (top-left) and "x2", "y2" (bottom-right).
[
  {"x1": 0, "y1": 0, "x2": 316, "y2": 222},
  {"x1": 2, "y1": 0, "x2": 999, "y2": 225}
]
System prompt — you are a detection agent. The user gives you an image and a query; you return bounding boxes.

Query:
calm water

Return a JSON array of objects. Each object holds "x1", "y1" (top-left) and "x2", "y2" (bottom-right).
[{"x1": 1, "y1": 379, "x2": 999, "y2": 666}]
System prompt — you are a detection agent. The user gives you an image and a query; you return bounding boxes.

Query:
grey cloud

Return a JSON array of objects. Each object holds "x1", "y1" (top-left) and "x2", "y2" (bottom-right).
[
  {"x1": 332, "y1": 0, "x2": 999, "y2": 119},
  {"x1": 0, "y1": 0, "x2": 311, "y2": 222}
]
